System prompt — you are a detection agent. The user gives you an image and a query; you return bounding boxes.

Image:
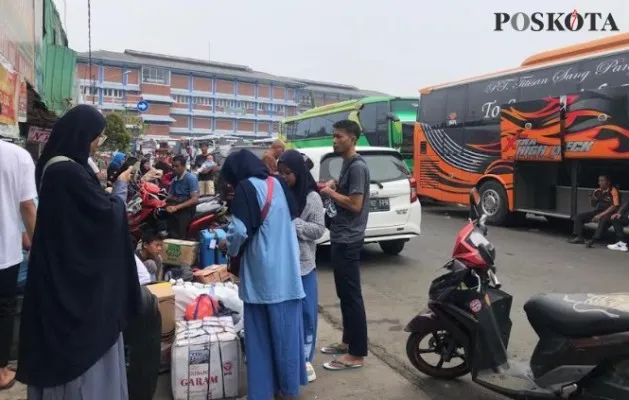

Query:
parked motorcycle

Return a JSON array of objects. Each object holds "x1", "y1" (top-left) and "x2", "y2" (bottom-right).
[
  {"x1": 404, "y1": 193, "x2": 629, "y2": 399},
  {"x1": 127, "y1": 181, "x2": 229, "y2": 245},
  {"x1": 127, "y1": 181, "x2": 169, "y2": 245}
]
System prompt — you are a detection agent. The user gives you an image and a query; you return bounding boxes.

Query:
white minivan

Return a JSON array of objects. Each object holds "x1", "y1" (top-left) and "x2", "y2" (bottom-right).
[{"x1": 299, "y1": 146, "x2": 421, "y2": 255}]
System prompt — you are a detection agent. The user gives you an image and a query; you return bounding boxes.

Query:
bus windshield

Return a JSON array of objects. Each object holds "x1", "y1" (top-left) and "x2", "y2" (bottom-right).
[
  {"x1": 391, "y1": 99, "x2": 419, "y2": 121},
  {"x1": 401, "y1": 122, "x2": 414, "y2": 160}
]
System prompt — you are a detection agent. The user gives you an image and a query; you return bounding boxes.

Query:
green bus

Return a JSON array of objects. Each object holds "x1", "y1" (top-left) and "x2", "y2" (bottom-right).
[{"x1": 280, "y1": 96, "x2": 419, "y2": 169}]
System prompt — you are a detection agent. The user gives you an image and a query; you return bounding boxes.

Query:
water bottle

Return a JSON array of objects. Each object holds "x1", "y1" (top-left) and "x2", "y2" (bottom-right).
[{"x1": 324, "y1": 197, "x2": 337, "y2": 219}]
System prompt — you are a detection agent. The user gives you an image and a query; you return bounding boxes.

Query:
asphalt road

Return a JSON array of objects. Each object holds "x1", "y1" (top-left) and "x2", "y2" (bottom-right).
[{"x1": 316, "y1": 203, "x2": 629, "y2": 400}]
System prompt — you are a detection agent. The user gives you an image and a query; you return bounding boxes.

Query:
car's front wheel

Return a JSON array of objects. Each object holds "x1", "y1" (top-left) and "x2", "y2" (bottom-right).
[{"x1": 379, "y1": 239, "x2": 406, "y2": 255}]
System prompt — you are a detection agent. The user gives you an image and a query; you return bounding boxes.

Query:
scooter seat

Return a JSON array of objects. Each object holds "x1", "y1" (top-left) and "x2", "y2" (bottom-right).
[
  {"x1": 524, "y1": 293, "x2": 629, "y2": 338},
  {"x1": 198, "y1": 195, "x2": 219, "y2": 204},
  {"x1": 194, "y1": 202, "x2": 223, "y2": 219}
]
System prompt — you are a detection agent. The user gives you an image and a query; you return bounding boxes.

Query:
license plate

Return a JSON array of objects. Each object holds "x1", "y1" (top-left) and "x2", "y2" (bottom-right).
[{"x1": 369, "y1": 198, "x2": 390, "y2": 212}]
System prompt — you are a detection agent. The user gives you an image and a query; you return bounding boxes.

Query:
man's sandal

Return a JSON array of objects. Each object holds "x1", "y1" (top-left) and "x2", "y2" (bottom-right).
[
  {"x1": 322, "y1": 359, "x2": 363, "y2": 371},
  {"x1": 320, "y1": 343, "x2": 349, "y2": 355}
]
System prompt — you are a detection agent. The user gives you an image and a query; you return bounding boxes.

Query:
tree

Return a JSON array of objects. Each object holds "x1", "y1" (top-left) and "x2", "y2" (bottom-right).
[
  {"x1": 103, "y1": 112, "x2": 131, "y2": 152},
  {"x1": 120, "y1": 112, "x2": 144, "y2": 137}
]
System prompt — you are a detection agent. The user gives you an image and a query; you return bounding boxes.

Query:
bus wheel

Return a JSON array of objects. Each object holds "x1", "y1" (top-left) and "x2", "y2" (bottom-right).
[{"x1": 478, "y1": 180, "x2": 508, "y2": 226}]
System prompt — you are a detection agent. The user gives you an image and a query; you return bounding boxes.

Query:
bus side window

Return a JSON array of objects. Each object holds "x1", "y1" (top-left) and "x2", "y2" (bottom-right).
[
  {"x1": 309, "y1": 117, "x2": 326, "y2": 138},
  {"x1": 296, "y1": 120, "x2": 310, "y2": 138},
  {"x1": 419, "y1": 90, "x2": 446, "y2": 128},
  {"x1": 360, "y1": 103, "x2": 389, "y2": 146},
  {"x1": 375, "y1": 102, "x2": 389, "y2": 146},
  {"x1": 317, "y1": 111, "x2": 351, "y2": 138},
  {"x1": 285, "y1": 122, "x2": 294, "y2": 140},
  {"x1": 444, "y1": 85, "x2": 468, "y2": 153}
]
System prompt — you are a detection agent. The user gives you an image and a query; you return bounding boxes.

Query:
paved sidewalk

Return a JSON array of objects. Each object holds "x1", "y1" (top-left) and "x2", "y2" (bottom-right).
[
  {"x1": 1, "y1": 317, "x2": 431, "y2": 400},
  {"x1": 155, "y1": 316, "x2": 431, "y2": 399}
]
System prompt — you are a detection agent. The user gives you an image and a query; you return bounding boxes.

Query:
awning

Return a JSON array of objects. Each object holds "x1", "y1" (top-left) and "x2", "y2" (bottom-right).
[
  {"x1": 142, "y1": 94, "x2": 176, "y2": 103},
  {"x1": 141, "y1": 114, "x2": 176, "y2": 123}
]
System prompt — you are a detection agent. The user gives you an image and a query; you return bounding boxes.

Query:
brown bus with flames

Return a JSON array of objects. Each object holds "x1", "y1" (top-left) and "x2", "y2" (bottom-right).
[{"x1": 414, "y1": 33, "x2": 629, "y2": 225}]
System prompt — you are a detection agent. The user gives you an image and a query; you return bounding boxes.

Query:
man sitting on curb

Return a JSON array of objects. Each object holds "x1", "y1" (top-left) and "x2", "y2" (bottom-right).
[
  {"x1": 608, "y1": 199, "x2": 629, "y2": 252},
  {"x1": 568, "y1": 175, "x2": 619, "y2": 248}
]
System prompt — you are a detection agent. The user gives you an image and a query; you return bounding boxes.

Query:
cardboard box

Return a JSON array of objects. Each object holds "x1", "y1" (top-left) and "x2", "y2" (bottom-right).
[
  {"x1": 147, "y1": 282, "x2": 175, "y2": 370},
  {"x1": 161, "y1": 239, "x2": 199, "y2": 266},
  {"x1": 193, "y1": 264, "x2": 230, "y2": 284}
]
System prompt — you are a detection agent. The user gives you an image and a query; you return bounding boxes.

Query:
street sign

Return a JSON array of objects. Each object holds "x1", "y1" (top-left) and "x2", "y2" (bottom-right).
[{"x1": 137, "y1": 100, "x2": 149, "y2": 112}]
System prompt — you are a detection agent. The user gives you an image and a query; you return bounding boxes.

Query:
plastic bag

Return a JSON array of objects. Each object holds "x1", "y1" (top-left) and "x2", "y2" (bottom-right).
[
  {"x1": 184, "y1": 294, "x2": 220, "y2": 321},
  {"x1": 173, "y1": 281, "x2": 244, "y2": 332}
]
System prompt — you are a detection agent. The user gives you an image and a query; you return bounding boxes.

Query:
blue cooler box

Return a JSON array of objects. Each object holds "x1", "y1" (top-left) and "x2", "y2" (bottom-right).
[{"x1": 199, "y1": 229, "x2": 228, "y2": 267}]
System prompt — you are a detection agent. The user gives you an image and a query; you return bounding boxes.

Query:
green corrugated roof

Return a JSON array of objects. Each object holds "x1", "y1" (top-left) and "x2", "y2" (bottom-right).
[{"x1": 42, "y1": 44, "x2": 77, "y2": 115}]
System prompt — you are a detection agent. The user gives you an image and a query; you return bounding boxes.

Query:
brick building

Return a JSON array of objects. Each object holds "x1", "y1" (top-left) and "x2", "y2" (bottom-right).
[{"x1": 76, "y1": 50, "x2": 385, "y2": 138}]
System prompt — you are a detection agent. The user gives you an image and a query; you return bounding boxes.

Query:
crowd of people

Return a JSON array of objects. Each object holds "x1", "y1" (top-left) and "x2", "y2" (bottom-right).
[{"x1": 0, "y1": 104, "x2": 372, "y2": 400}]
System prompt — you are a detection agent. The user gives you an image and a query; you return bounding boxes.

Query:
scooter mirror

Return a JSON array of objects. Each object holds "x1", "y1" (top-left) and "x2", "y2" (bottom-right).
[
  {"x1": 469, "y1": 188, "x2": 482, "y2": 220},
  {"x1": 479, "y1": 214, "x2": 488, "y2": 227}
]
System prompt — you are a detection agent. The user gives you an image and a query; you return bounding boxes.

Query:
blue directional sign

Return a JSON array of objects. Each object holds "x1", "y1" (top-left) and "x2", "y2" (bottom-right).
[{"x1": 136, "y1": 100, "x2": 149, "y2": 112}]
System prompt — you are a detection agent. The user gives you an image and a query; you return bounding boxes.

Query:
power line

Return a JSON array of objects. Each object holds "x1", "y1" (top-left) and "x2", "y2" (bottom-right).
[{"x1": 88, "y1": 0, "x2": 95, "y2": 104}]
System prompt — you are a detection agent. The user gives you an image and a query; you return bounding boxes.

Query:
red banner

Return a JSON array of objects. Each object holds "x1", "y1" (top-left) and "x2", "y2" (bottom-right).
[
  {"x1": 0, "y1": 62, "x2": 18, "y2": 127},
  {"x1": 27, "y1": 126, "x2": 51, "y2": 143}
]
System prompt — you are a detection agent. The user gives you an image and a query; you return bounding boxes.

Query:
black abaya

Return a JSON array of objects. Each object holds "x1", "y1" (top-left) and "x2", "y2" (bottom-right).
[{"x1": 17, "y1": 105, "x2": 142, "y2": 387}]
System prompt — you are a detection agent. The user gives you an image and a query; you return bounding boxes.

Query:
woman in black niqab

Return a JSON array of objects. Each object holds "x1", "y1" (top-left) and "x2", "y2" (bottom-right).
[{"x1": 17, "y1": 105, "x2": 142, "y2": 398}]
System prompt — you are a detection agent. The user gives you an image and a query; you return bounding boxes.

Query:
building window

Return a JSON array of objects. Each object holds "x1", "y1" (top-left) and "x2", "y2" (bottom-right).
[
  {"x1": 80, "y1": 86, "x2": 98, "y2": 95},
  {"x1": 175, "y1": 95, "x2": 189, "y2": 104},
  {"x1": 193, "y1": 97, "x2": 211, "y2": 105},
  {"x1": 142, "y1": 67, "x2": 170, "y2": 85},
  {"x1": 103, "y1": 88, "x2": 123, "y2": 98}
]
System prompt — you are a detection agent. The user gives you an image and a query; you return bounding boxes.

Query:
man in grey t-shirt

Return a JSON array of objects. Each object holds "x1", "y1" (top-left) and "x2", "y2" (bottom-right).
[
  {"x1": 319, "y1": 119, "x2": 369, "y2": 370},
  {"x1": 329, "y1": 154, "x2": 370, "y2": 243}
]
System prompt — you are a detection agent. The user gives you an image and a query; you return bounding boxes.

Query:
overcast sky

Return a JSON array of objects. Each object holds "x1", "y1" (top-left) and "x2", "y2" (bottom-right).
[{"x1": 53, "y1": 0, "x2": 628, "y2": 96}]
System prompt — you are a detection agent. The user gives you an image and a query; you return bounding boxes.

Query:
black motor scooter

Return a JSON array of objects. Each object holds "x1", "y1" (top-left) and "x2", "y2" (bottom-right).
[{"x1": 404, "y1": 195, "x2": 629, "y2": 399}]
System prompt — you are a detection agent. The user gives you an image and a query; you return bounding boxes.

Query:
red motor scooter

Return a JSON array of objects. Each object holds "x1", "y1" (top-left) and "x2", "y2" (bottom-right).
[
  {"x1": 404, "y1": 191, "x2": 629, "y2": 399},
  {"x1": 127, "y1": 181, "x2": 229, "y2": 245}
]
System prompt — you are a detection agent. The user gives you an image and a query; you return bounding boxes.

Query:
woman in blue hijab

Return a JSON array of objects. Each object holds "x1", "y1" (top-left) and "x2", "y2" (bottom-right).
[
  {"x1": 106, "y1": 151, "x2": 126, "y2": 185},
  {"x1": 278, "y1": 150, "x2": 325, "y2": 382},
  {"x1": 220, "y1": 149, "x2": 307, "y2": 400}
]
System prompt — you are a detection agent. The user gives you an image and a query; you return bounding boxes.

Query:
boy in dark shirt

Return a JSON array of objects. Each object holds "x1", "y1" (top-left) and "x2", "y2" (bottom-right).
[
  {"x1": 569, "y1": 175, "x2": 620, "y2": 248},
  {"x1": 136, "y1": 231, "x2": 165, "y2": 282}
]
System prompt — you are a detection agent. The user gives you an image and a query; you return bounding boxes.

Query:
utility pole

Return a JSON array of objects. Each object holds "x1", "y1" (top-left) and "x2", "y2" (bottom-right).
[
  {"x1": 88, "y1": 0, "x2": 95, "y2": 105},
  {"x1": 91, "y1": 74, "x2": 96, "y2": 104},
  {"x1": 63, "y1": 0, "x2": 67, "y2": 32}
]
